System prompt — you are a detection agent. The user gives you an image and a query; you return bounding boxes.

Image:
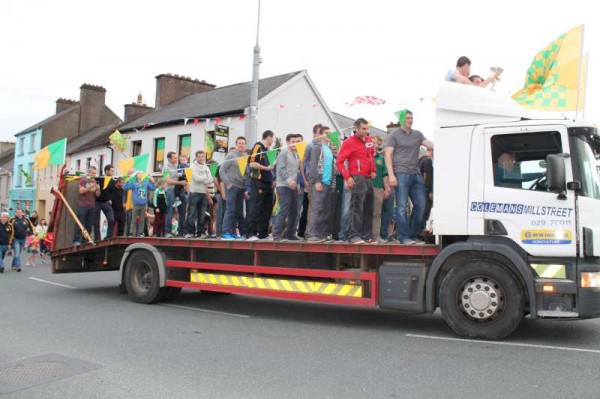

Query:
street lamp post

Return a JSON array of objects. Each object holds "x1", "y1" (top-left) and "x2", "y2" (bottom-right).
[{"x1": 248, "y1": 0, "x2": 261, "y2": 144}]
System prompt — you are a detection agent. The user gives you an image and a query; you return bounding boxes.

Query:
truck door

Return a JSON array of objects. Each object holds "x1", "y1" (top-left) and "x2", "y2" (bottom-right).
[
  {"x1": 568, "y1": 129, "x2": 600, "y2": 257},
  {"x1": 479, "y1": 126, "x2": 576, "y2": 257}
]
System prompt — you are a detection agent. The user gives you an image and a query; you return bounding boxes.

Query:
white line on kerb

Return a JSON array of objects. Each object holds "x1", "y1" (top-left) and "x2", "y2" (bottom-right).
[
  {"x1": 28, "y1": 277, "x2": 77, "y2": 289},
  {"x1": 406, "y1": 333, "x2": 600, "y2": 354},
  {"x1": 161, "y1": 303, "x2": 250, "y2": 318}
]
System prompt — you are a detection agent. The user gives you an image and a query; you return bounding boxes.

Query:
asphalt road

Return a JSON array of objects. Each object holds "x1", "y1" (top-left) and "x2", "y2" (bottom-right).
[{"x1": 1, "y1": 255, "x2": 600, "y2": 399}]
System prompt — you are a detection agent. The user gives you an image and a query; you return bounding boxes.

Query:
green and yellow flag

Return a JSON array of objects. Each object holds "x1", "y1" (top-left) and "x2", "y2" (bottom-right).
[
  {"x1": 33, "y1": 138, "x2": 66, "y2": 170},
  {"x1": 156, "y1": 138, "x2": 165, "y2": 164},
  {"x1": 205, "y1": 132, "x2": 214, "y2": 160},
  {"x1": 512, "y1": 25, "x2": 585, "y2": 111},
  {"x1": 118, "y1": 153, "x2": 149, "y2": 176},
  {"x1": 109, "y1": 130, "x2": 127, "y2": 153}
]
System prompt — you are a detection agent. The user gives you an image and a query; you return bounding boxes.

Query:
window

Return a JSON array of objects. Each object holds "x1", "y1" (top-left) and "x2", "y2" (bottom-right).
[
  {"x1": 570, "y1": 130, "x2": 600, "y2": 200},
  {"x1": 491, "y1": 131, "x2": 562, "y2": 190},
  {"x1": 154, "y1": 137, "x2": 165, "y2": 172},
  {"x1": 29, "y1": 133, "x2": 37, "y2": 153},
  {"x1": 98, "y1": 154, "x2": 104, "y2": 175},
  {"x1": 178, "y1": 134, "x2": 191, "y2": 159},
  {"x1": 27, "y1": 163, "x2": 34, "y2": 186},
  {"x1": 86, "y1": 157, "x2": 92, "y2": 171},
  {"x1": 76, "y1": 159, "x2": 81, "y2": 172},
  {"x1": 18, "y1": 137, "x2": 25, "y2": 156},
  {"x1": 132, "y1": 140, "x2": 142, "y2": 157},
  {"x1": 16, "y1": 165, "x2": 23, "y2": 187}
]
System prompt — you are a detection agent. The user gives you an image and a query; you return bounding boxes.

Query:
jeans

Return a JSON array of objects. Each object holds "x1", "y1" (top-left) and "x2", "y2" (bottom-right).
[
  {"x1": 347, "y1": 175, "x2": 374, "y2": 241},
  {"x1": 306, "y1": 183, "x2": 331, "y2": 239},
  {"x1": 338, "y1": 188, "x2": 351, "y2": 241},
  {"x1": 165, "y1": 189, "x2": 176, "y2": 234},
  {"x1": 12, "y1": 238, "x2": 25, "y2": 268},
  {"x1": 74, "y1": 205, "x2": 95, "y2": 243},
  {"x1": 186, "y1": 193, "x2": 208, "y2": 236},
  {"x1": 394, "y1": 172, "x2": 426, "y2": 241},
  {"x1": 223, "y1": 186, "x2": 245, "y2": 235},
  {"x1": 0, "y1": 244, "x2": 8, "y2": 270},
  {"x1": 94, "y1": 201, "x2": 114, "y2": 240},
  {"x1": 372, "y1": 188, "x2": 384, "y2": 240},
  {"x1": 273, "y1": 186, "x2": 299, "y2": 240},
  {"x1": 125, "y1": 209, "x2": 133, "y2": 236},
  {"x1": 215, "y1": 193, "x2": 225, "y2": 237},
  {"x1": 380, "y1": 192, "x2": 395, "y2": 240}
]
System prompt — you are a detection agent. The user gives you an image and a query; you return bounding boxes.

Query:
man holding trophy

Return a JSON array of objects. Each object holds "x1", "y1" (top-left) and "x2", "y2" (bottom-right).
[{"x1": 446, "y1": 56, "x2": 502, "y2": 88}]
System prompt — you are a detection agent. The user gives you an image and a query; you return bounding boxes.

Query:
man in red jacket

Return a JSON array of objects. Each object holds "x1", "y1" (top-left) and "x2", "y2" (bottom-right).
[{"x1": 336, "y1": 118, "x2": 376, "y2": 244}]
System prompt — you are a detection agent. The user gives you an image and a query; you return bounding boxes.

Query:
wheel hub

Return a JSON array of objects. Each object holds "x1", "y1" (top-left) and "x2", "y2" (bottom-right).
[{"x1": 460, "y1": 277, "x2": 503, "y2": 320}]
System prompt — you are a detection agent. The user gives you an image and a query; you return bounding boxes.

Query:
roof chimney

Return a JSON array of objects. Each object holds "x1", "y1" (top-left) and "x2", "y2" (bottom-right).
[
  {"x1": 55, "y1": 98, "x2": 78, "y2": 114},
  {"x1": 79, "y1": 84, "x2": 107, "y2": 134},
  {"x1": 124, "y1": 101, "x2": 154, "y2": 123},
  {"x1": 137, "y1": 91, "x2": 143, "y2": 105},
  {"x1": 155, "y1": 73, "x2": 216, "y2": 110}
]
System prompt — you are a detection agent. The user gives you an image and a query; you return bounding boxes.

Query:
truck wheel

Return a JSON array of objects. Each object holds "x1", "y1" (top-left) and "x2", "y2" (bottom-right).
[
  {"x1": 439, "y1": 259, "x2": 524, "y2": 340},
  {"x1": 125, "y1": 251, "x2": 166, "y2": 304}
]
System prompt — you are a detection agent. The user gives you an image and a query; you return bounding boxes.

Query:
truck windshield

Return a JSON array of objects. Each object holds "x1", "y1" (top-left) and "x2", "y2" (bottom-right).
[{"x1": 570, "y1": 127, "x2": 600, "y2": 200}]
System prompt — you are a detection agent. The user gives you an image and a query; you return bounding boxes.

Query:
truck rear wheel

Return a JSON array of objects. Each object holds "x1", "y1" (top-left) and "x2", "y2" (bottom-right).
[
  {"x1": 439, "y1": 259, "x2": 524, "y2": 340},
  {"x1": 125, "y1": 251, "x2": 166, "y2": 304}
]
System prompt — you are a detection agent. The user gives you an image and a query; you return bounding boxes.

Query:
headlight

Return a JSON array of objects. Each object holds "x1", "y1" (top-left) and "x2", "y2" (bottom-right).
[{"x1": 581, "y1": 272, "x2": 600, "y2": 288}]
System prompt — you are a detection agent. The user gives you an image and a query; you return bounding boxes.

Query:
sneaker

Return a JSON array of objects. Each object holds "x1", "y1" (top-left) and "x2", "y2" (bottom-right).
[
  {"x1": 411, "y1": 238, "x2": 426, "y2": 245},
  {"x1": 221, "y1": 233, "x2": 236, "y2": 241},
  {"x1": 365, "y1": 238, "x2": 377, "y2": 244},
  {"x1": 307, "y1": 236, "x2": 325, "y2": 243},
  {"x1": 199, "y1": 234, "x2": 208, "y2": 239},
  {"x1": 260, "y1": 236, "x2": 273, "y2": 241},
  {"x1": 323, "y1": 237, "x2": 334, "y2": 243},
  {"x1": 73, "y1": 241, "x2": 81, "y2": 247},
  {"x1": 400, "y1": 238, "x2": 417, "y2": 245},
  {"x1": 184, "y1": 234, "x2": 194, "y2": 238},
  {"x1": 233, "y1": 234, "x2": 244, "y2": 240},
  {"x1": 287, "y1": 236, "x2": 301, "y2": 241},
  {"x1": 377, "y1": 237, "x2": 389, "y2": 244},
  {"x1": 246, "y1": 236, "x2": 259, "y2": 241},
  {"x1": 348, "y1": 237, "x2": 365, "y2": 244},
  {"x1": 165, "y1": 233, "x2": 173, "y2": 238}
]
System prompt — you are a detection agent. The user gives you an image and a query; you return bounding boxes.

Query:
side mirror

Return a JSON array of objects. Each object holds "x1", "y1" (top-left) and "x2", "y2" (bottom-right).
[{"x1": 546, "y1": 154, "x2": 566, "y2": 198}]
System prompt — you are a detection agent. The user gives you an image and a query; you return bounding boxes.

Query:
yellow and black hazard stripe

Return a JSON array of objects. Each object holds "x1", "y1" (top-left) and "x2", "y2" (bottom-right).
[
  {"x1": 531, "y1": 264, "x2": 566, "y2": 278},
  {"x1": 190, "y1": 271, "x2": 363, "y2": 298}
]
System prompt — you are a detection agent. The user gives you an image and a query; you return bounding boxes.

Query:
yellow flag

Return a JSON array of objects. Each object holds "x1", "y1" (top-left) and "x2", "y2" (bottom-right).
[
  {"x1": 237, "y1": 156, "x2": 248, "y2": 177},
  {"x1": 295, "y1": 141, "x2": 308, "y2": 161},
  {"x1": 512, "y1": 25, "x2": 585, "y2": 111},
  {"x1": 184, "y1": 167, "x2": 193, "y2": 183}
]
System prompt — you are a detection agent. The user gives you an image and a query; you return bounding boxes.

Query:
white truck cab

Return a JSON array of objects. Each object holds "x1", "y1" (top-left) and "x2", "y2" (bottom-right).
[{"x1": 429, "y1": 82, "x2": 600, "y2": 338}]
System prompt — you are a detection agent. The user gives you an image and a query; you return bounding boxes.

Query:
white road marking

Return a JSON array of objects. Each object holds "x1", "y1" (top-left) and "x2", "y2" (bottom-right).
[
  {"x1": 29, "y1": 277, "x2": 77, "y2": 289},
  {"x1": 161, "y1": 303, "x2": 250, "y2": 318},
  {"x1": 406, "y1": 334, "x2": 600, "y2": 354}
]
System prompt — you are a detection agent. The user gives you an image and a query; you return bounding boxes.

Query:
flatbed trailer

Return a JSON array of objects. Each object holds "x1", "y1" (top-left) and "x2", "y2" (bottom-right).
[{"x1": 46, "y1": 83, "x2": 600, "y2": 340}]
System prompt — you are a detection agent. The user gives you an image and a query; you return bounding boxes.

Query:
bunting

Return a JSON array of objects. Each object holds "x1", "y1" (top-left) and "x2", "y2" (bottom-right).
[{"x1": 295, "y1": 141, "x2": 308, "y2": 161}]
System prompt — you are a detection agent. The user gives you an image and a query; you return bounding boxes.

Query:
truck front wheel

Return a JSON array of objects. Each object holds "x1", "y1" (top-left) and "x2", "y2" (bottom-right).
[
  {"x1": 439, "y1": 260, "x2": 524, "y2": 340},
  {"x1": 125, "y1": 251, "x2": 167, "y2": 304}
]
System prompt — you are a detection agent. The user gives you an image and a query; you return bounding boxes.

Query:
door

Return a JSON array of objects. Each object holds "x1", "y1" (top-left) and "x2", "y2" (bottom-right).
[{"x1": 479, "y1": 125, "x2": 576, "y2": 257}]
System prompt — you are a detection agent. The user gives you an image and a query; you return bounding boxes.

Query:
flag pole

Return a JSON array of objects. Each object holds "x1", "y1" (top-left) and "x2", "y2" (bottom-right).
[
  {"x1": 575, "y1": 24, "x2": 585, "y2": 118},
  {"x1": 581, "y1": 54, "x2": 589, "y2": 119}
]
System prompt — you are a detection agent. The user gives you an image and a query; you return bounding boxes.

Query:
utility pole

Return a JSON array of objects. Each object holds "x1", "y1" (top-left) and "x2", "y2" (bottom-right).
[{"x1": 248, "y1": 0, "x2": 261, "y2": 144}]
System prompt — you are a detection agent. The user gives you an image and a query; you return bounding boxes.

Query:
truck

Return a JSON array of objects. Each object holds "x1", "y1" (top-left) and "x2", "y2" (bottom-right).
[{"x1": 47, "y1": 82, "x2": 600, "y2": 340}]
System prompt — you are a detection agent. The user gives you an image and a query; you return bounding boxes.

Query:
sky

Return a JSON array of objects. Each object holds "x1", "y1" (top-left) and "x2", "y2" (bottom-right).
[{"x1": 0, "y1": 0, "x2": 597, "y2": 143}]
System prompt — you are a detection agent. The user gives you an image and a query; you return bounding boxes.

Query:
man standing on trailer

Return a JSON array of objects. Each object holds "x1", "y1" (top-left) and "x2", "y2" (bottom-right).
[{"x1": 384, "y1": 110, "x2": 433, "y2": 244}]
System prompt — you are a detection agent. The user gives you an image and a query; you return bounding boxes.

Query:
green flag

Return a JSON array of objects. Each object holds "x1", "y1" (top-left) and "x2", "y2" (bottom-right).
[
  {"x1": 327, "y1": 131, "x2": 341, "y2": 148},
  {"x1": 266, "y1": 149, "x2": 278, "y2": 166},
  {"x1": 33, "y1": 138, "x2": 66, "y2": 170},
  {"x1": 205, "y1": 133, "x2": 214, "y2": 160},
  {"x1": 395, "y1": 109, "x2": 408, "y2": 126},
  {"x1": 208, "y1": 163, "x2": 219, "y2": 176}
]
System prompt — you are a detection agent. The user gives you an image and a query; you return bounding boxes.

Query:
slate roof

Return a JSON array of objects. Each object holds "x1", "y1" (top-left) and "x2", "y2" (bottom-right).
[
  {"x1": 120, "y1": 71, "x2": 304, "y2": 132},
  {"x1": 16, "y1": 107, "x2": 79, "y2": 136},
  {"x1": 67, "y1": 121, "x2": 122, "y2": 155},
  {"x1": 331, "y1": 112, "x2": 387, "y2": 138}
]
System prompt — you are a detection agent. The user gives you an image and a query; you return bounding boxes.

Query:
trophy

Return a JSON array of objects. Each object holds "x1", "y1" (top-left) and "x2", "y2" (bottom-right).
[{"x1": 490, "y1": 67, "x2": 503, "y2": 90}]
